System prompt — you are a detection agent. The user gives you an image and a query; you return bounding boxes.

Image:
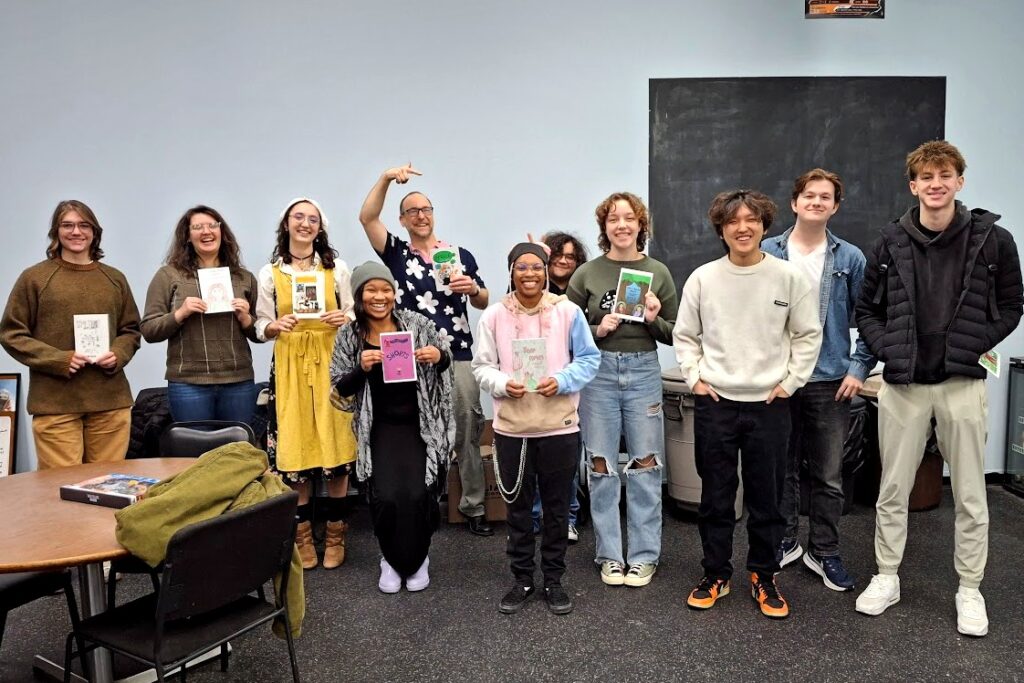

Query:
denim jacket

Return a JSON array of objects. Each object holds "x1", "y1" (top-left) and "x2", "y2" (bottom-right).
[{"x1": 762, "y1": 227, "x2": 876, "y2": 382}]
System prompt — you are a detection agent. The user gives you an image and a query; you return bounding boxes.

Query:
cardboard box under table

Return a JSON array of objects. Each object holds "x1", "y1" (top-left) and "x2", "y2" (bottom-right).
[{"x1": 447, "y1": 420, "x2": 507, "y2": 523}]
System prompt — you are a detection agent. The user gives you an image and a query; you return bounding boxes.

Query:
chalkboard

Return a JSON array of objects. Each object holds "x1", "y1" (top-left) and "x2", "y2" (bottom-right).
[{"x1": 649, "y1": 76, "x2": 945, "y2": 282}]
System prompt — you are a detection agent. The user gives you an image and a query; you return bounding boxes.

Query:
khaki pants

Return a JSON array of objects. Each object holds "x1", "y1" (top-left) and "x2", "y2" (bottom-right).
[
  {"x1": 875, "y1": 377, "x2": 988, "y2": 588},
  {"x1": 32, "y1": 408, "x2": 132, "y2": 470}
]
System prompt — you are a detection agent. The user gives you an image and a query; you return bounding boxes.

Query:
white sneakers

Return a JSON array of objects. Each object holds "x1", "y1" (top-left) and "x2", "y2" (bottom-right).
[
  {"x1": 856, "y1": 574, "x2": 989, "y2": 637},
  {"x1": 955, "y1": 587, "x2": 988, "y2": 637},
  {"x1": 855, "y1": 574, "x2": 900, "y2": 616},
  {"x1": 378, "y1": 558, "x2": 401, "y2": 594},
  {"x1": 379, "y1": 557, "x2": 430, "y2": 593},
  {"x1": 406, "y1": 557, "x2": 430, "y2": 592}
]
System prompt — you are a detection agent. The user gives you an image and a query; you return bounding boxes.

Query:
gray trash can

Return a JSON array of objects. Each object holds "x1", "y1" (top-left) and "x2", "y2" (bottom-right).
[{"x1": 662, "y1": 367, "x2": 743, "y2": 519}]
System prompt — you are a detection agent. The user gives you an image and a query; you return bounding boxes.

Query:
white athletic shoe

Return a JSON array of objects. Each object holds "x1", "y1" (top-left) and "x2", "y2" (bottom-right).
[
  {"x1": 955, "y1": 587, "x2": 988, "y2": 637},
  {"x1": 855, "y1": 574, "x2": 900, "y2": 616}
]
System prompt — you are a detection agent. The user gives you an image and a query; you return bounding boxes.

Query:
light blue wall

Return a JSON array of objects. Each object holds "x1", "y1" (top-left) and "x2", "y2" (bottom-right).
[{"x1": 2, "y1": 1, "x2": 1022, "y2": 471}]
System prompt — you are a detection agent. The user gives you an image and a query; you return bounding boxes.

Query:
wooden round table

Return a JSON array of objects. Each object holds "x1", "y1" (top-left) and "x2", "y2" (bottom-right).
[{"x1": 0, "y1": 458, "x2": 195, "y2": 682}]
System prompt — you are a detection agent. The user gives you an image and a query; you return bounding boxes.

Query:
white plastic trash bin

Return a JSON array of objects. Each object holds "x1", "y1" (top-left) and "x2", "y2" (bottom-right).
[{"x1": 662, "y1": 367, "x2": 743, "y2": 520}]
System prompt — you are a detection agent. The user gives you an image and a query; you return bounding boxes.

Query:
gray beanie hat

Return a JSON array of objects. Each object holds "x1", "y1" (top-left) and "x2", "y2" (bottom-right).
[{"x1": 350, "y1": 261, "x2": 397, "y2": 294}]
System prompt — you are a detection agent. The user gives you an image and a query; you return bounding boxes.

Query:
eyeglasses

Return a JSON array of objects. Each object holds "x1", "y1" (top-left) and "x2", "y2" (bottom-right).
[
  {"x1": 513, "y1": 263, "x2": 546, "y2": 273},
  {"x1": 289, "y1": 212, "x2": 321, "y2": 227},
  {"x1": 402, "y1": 207, "x2": 434, "y2": 218},
  {"x1": 551, "y1": 252, "x2": 578, "y2": 263},
  {"x1": 189, "y1": 222, "x2": 222, "y2": 233},
  {"x1": 59, "y1": 221, "x2": 93, "y2": 232}
]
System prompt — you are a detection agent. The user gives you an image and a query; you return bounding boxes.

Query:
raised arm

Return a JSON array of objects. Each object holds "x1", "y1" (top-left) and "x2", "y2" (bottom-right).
[{"x1": 359, "y1": 164, "x2": 422, "y2": 254}]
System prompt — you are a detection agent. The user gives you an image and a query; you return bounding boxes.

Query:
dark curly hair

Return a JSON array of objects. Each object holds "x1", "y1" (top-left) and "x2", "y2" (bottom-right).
[
  {"x1": 271, "y1": 199, "x2": 337, "y2": 269},
  {"x1": 595, "y1": 192, "x2": 650, "y2": 253},
  {"x1": 165, "y1": 205, "x2": 245, "y2": 273},
  {"x1": 542, "y1": 231, "x2": 589, "y2": 267}
]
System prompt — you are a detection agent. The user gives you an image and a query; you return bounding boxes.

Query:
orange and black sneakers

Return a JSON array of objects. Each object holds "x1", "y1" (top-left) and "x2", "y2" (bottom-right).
[
  {"x1": 687, "y1": 575, "x2": 730, "y2": 610},
  {"x1": 751, "y1": 572, "x2": 790, "y2": 619}
]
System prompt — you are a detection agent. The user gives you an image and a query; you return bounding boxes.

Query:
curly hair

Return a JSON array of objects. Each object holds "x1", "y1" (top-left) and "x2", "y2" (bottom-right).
[
  {"x1": 542, "y1": 231, "x2": 589, "y2": 267},
  {"x1": 46, "y1": 200, "x2": 105, "y2": 261},
  {"x1": 165, "y1": 205, "x2": 245, "y2": 273},
  {"x1": 272, "y1": 199, "x2": 337, "y2": 269},
  {"x1": 905, "y1": 140, "x2": 966, "y2": 180},
  {"x1": 595, "y1": 192, "x2": 650, "y2": 253},
  {"x1": 707, "y1": 190, "x2": 777, "y2": 254}
]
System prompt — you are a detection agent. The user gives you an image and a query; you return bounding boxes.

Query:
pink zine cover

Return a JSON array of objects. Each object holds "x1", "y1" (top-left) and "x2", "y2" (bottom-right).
[{"x1": 380, "y1": 331, "x2": 417, "y2": 383}]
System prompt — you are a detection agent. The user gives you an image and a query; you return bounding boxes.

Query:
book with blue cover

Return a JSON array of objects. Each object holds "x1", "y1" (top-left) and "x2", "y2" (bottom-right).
[{"x1": 59, "y1": 473, "x2": 161, "y2": 509}]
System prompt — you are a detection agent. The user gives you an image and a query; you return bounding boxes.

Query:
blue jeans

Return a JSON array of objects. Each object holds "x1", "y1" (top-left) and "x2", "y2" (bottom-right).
[
  {"x1": 167, "y1": 380, "x2": 258, "y2": 425},
  {"x1": 580, "y1": 351, "x2": 664, "y2": 566},
  {"x1": 780, "y1": 380, "x2": 850, "y2": 556}
]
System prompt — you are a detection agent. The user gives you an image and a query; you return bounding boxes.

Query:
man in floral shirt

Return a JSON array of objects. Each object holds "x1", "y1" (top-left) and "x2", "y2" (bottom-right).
[{"x1": 359, "y1": 163, "x2": 493, "y2": 536}]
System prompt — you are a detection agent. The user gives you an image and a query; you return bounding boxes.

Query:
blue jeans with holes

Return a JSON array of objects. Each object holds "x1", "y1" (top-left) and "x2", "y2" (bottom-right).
[
  {"x1": 580, "y1": 351, "x2": 664, "y2": 566},
  {"x1": 167, "y1": 380, "x2": 257, "y2": 425}
]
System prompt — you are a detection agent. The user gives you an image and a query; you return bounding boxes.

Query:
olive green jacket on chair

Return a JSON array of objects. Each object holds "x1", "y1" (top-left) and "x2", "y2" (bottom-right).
[{"x1": 114, "y1": 442, "x2": 305, "y2": 638}]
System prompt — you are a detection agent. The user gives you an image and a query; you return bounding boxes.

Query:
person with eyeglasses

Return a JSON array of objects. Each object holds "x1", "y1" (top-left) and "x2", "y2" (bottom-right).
[
  {"x1": 140, "y1": 205, "x2": 261, "y2": 425},
  {"x1": 524, "y1": 232, "x2": 590, "y2": 543},
  {"x1": 566, "y1": 192, "x2": 678, "y2": 589},
  {"x1": 254, "y1": 198, "x2": 357, "y2": 571},
  {"x1": 473, "y1": 242, "x2": 600, "y2": 614},
  {"x1": 1, "y1": 199, "x2": 141, "y2": 469},
  {"x1": 359, "y1": 163, "x2": 493, "y2": 537}
]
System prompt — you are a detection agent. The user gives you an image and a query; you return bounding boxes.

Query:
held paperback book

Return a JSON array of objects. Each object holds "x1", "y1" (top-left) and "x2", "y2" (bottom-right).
[
  {"x1": 431, "y1": 246, "x2": 462, "y2": 290},
  {"x1": 59, "y1": 474, "x2": 160, "y2": 509},
  {"x1": 197, "y1": 266, "x2": 234, "y2": 314},
  {"x1": 380, "y1": 331, "x2": 417, "y2": 383},
  {"x1": 292, "y1": 272, "x2": 325, "y2": 318},
  {"x1": 73, "y1": 314, "x2": 110, "y2": 362},
  {"x1": 511, "y1": 338, "x2": 547, "y2": 392},
  {"x1": 612, "y1": 268, "x2": 654, "y2": 322}
]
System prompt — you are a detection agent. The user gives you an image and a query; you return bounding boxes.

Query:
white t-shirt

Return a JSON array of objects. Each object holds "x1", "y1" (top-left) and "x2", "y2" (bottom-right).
[{"x1": 787, "y1": 238, "x2": 826, "y2": 305}]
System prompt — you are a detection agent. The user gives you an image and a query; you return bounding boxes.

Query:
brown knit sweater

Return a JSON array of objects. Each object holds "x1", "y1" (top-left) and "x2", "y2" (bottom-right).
[
  {"x1": 0, "y1": 259, "x2": 141, "y2": 415},
  {"x1": 141, "y1": 265, "x2": 260, "y2": 384}
]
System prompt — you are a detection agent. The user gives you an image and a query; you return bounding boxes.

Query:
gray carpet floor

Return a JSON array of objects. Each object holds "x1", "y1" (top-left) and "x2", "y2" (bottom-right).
[{"x1": 2, "y1": 486, "x2": 1023, "y2": 683}]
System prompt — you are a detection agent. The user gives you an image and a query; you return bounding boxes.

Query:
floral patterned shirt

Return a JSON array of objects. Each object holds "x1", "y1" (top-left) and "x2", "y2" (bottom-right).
[{"x1": 377, "y1": 232, "x2": 486, "y2": 361}]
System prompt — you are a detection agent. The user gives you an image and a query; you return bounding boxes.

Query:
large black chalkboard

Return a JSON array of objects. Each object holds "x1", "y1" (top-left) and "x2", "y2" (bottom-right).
[{"x1": 649, "y1": 77, "x2": 945, "y2": 282}]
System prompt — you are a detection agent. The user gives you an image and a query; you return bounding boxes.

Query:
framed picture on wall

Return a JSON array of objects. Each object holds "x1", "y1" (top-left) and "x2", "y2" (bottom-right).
[
  {"x1": 0, "y1": 372, "x2": 21, "y2": 477},
  {"x1": 805, "y1": 1, "x2": 884, "y2": 18}
]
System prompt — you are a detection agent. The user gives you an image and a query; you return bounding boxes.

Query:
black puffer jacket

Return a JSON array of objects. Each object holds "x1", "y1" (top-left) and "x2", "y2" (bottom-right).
[{"x1": 856, "y1": 205, "x2": 1023, "y2": 384}]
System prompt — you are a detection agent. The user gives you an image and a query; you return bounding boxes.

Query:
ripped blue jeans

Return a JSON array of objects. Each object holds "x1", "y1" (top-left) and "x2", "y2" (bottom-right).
[{"x1": 580, "y1": 350, "x2": 664, "y2": 566}]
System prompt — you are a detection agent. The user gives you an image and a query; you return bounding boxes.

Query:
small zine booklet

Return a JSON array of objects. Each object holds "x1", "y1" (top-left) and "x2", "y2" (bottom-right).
[
  {"x1": 73, "y1": 314, "x2": 109, "y2": 362},
  {"x1": 431, "y1": 246, "x2": 462, "y2": 289},
  {"x1": 979, "y1": 349, "x2": 1001, "y2": 378},
  {"x1": 59, "y1": 473, "x2": 161, "y2": 509},
  {"x1": 292, "y1": 272, "x2": 325, "y2": 318},
  {"x1": 612, "y1": 268, "x2": 654, "y2": 322},
  {"x1": 197, "y1": 266, "x2": 234, "y2": 314},
  {"x1": 511, "y1": 338, "x2": 547, "y2": 392},
  {"x1": 380, "y1": 331, "x2": 417, "y2": 383}
]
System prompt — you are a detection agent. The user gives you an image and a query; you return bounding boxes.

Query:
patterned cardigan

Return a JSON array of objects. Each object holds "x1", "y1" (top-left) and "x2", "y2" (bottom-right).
[{"x1": 329, "y1": 309, "x2": 455, "y2": 488}]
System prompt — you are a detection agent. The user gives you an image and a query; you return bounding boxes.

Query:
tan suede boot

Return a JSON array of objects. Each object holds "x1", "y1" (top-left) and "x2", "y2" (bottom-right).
[
  {"x1": 295, "y1": 520, "x2": 318, "y2": 570},
  {"x1": 322, "y1": 520, "x2": 348, "y2": 569}
]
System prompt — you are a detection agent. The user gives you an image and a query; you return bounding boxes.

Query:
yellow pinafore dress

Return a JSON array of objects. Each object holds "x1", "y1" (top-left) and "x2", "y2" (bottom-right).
[{"x1": 270, "y1": 265, "x2": 356, "y2": 474}]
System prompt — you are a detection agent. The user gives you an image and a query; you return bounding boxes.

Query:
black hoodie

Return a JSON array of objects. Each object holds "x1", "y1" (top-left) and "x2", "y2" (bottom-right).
[{"x1": 902, "y1": 202, "x2": 973, "y2": 382}]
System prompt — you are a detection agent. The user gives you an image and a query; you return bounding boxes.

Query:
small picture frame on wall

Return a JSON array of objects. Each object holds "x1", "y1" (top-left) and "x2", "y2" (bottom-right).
[
  {"x1": 805, "y1": 1, "x2": 884, "y2": 19},
  {"x1": 0, "y1": 372, "x2": 20, "y2": 477}
]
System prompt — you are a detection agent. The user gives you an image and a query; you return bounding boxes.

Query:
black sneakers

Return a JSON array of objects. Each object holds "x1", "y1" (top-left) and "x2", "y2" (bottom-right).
[
  {"x1": 544, "y1": 584, "x2": 574, "y2": 615},
  {"x1": 499, "y1": 584, "x2": 534, "y2": 614}
]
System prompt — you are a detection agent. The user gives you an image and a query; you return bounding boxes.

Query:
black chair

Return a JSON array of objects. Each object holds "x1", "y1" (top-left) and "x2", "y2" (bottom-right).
[
  {"x1": 65, "y1": 491, "x2": 301, "y2": 683},
  {"x1": 158, "y1": 420, "x2": 257, "y2": 458},
  {"x1": 1, "y1": 570, "x2": 87, "y2": 672},
  {"x1": 109, "y1": 420, "x2": 259, "y2": 607}
]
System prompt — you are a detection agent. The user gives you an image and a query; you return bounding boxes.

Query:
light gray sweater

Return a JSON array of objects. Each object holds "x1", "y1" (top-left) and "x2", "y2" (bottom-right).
[{"x1": 673, "y1": 253, "x2": 822, "y2": 402}]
